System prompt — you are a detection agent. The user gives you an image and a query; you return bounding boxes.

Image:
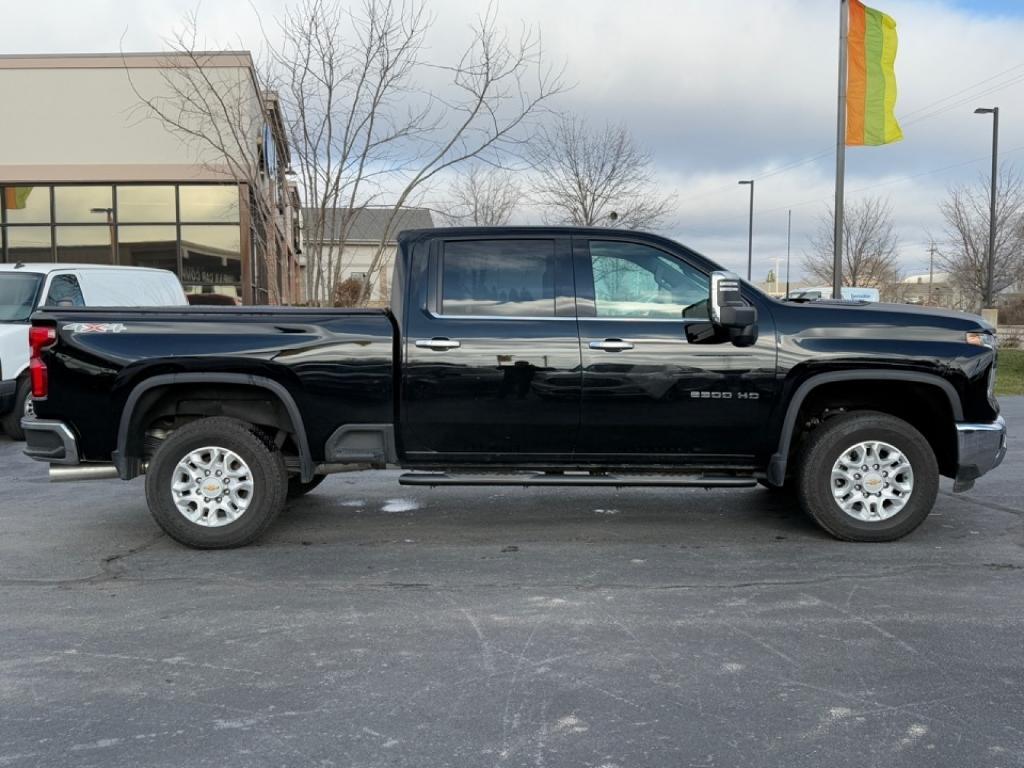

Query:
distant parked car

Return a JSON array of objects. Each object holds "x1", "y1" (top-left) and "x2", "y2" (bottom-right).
[
  {"x1": 787, "y1": 286, "x2": 881, "y2": 302},
  {"x1": 186, "y1": 292, "x2": 240, "y2": 306},
  {"x1": 0, "y1": 263, "x2": 187, "y2": 439}
]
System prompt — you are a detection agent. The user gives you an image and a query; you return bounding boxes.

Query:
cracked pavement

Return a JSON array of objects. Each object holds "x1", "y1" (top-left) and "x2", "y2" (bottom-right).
[{"x1": 1, "y1": 399, "x2": 1022, "y2": 767}]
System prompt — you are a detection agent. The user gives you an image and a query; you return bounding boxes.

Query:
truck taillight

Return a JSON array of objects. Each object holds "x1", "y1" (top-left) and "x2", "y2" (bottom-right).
[{"x1": 29, "y1": 325, "x2": 57, "y2": 398}]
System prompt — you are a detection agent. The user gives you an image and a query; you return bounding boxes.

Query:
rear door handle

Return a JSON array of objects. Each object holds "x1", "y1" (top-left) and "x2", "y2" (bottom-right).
[
  {"x1": 416, "y1": 338, "x2": 461, "y2": 351},
  {"x1": 589, "y1": 339, "x2": 635, "y2": 352}
]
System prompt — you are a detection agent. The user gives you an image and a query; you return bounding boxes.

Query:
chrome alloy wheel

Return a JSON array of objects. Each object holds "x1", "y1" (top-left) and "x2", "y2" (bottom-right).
[
  {"x1": 830, "y1": 440, "x2": 914, "y2": 522},
  {"x1": 23, "y1": 394, "x2": 34, "y2": 419},
  {"x1": 171, "y1": 446, "x2": 254, "y2": 527}
]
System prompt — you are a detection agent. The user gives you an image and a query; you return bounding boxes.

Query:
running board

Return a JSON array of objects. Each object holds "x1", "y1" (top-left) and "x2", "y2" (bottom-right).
[{"x1": 399, "y1": 471, "x2": 756, "y2": 488}]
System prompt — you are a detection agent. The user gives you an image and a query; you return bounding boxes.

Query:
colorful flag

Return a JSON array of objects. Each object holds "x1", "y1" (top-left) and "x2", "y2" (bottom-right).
[
  {"x1": 3, "y1": 186, "x2": 33, "y2": 210},
  {"x1": 846, "y1": 0, "x2": 902, "y2": 146}
]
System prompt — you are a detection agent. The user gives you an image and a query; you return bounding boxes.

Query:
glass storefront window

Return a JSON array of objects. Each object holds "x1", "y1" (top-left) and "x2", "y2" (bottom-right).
[
  {"x1": 4, "y1": 186, "x2": 50, "y2": 224},
  {"x1": 6, "y1": 226, "x2": 52, "y2": 262},
  {"x1": 2, "y1": 184, "x2": 253, "y2": 301},
  {"x1": 55, "y1": 226, "x2": 114, "y2": 264},
  {"x1": 118, "y1": 225, "x2": 178, "y2": 271},
  {"x1": 179, "y1": 185, "x2": 239, "y2": 223},
  {"x1": 54, "y1": 186, "x2": 114, "y2": 224},
  {"x1": 180, "y1": 225, "x2": 241, "y2": 287},
  {"x1": 117, "y1": 186, "x2": 176, "y2": 223}
]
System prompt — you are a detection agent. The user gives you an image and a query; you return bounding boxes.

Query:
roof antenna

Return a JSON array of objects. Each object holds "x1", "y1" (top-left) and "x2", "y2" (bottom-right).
[{"x1": 14, "y1": 262, "x2": 25, "y2": 269}]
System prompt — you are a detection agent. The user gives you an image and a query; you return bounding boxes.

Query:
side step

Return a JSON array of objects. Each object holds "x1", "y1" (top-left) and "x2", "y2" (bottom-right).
[{"x1": 399, "y1": 471, "x2": 756, "y2": 488}]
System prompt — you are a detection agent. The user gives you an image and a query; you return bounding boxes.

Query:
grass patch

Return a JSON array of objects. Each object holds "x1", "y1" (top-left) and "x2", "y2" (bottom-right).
[{"x1": 996, "y1": 348, "x2": 1024, "y2": 397}]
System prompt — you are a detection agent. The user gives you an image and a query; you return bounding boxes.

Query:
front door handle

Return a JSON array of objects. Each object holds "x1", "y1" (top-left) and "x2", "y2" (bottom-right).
[
  {"x1": 589, "y1": 339, "x2": 635, "y2": 352},
  {"x1": 416, "y1": 337, "x2": 461, "y2": 351}
]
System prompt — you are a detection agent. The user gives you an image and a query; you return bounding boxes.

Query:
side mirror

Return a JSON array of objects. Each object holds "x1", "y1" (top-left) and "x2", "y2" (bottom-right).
[{"x1": 709, "y1": 271, "x2": 758, "y2": 347}]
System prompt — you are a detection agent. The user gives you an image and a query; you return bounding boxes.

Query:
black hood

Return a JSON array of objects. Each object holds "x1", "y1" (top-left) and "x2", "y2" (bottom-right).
[{"x1": 774, "y1": 299, "x2": 991, "y2": 333}]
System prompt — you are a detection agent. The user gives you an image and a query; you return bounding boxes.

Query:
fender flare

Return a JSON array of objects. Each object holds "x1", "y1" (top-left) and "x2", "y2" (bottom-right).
[
  {"x1": 765, "y1": 370, "x2": 962, "y2": 486},
  {"x1": 112, "y1": 373, "x2": 315, "y2": 482}
]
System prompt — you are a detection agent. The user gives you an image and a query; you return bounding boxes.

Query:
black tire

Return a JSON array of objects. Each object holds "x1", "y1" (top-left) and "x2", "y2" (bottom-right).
[
  {"x1": 144, "y1": 417, "x2": 288, "y2": 549},
  {"x1": 796, "y1": 410, "x2": 938, "y2": 542},
  {"x1": 287, "y1": 474, "x2": 326, "y2": 499},
  {"x1": 1, "y1": 377, "x2": 31, "y2": 441}
]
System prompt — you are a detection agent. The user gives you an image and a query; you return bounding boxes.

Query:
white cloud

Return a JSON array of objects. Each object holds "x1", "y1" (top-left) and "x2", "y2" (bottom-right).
[{"x1": 1, "y1": 0, "x2": 1022, "y2": 279}]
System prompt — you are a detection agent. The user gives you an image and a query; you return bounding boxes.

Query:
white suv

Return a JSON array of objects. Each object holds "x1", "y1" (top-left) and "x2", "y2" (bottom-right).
[{"x1": 0, "y1": 263, "x2": 187, "y2": 439}]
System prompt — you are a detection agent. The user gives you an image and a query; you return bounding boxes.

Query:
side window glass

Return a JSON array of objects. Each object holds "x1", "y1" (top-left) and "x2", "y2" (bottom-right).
[
  {"x1": 589, "y1": 241, "x2": 709, "y2": 319},
  {"x1": 441, "y1": 239, "x2": 556, "y2": 317},
  {"x1": 43, "y1": 274, "x2": 85, "y2": 307}
]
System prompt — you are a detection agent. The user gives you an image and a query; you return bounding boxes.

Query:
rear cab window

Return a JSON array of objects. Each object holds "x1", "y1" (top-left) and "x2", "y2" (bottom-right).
[{"x1": 440, "y1": 239, "x2": 558, "y2": 318}]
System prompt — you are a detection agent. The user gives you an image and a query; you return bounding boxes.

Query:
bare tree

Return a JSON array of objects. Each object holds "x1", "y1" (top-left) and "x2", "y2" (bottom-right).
[
  {"x1": 529, "y1": 114, "x2": 674, "y2": 230},
  {"x1": 937, "y1": 166, "x2": 1024, "y2": 310},
  {"x1": 803, "y1": 198, "x2": 901, "y2": 289},
  {"x1": 439, "y1": 164, "x2": 522, "y2": 226},
  {"x1": 124, "y1": 15, "x2": 289, "y2": 304},
  {"x1": 267, "y1": 0, "x2": 563, "y2": 304}
]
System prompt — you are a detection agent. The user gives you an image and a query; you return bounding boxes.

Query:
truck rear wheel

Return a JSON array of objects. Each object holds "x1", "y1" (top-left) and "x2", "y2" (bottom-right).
[
  {"x1": 144, "y1": 417, "x2": 288, "y2": 549},
  {"x1": 796, "y1": 411, "x2": 938, "y2": 542}
]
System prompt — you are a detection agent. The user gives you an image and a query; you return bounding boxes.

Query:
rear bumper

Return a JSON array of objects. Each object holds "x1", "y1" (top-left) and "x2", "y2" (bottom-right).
[
  {"x1": 21, "y1": 418, "x2": 80, "y2": 465},
  {"x1": 0, "y1": 378, "x2": 16, "y2": 416},
  {"x1": 954, "y1": 416, "x2": 1007, "y2": 492}
]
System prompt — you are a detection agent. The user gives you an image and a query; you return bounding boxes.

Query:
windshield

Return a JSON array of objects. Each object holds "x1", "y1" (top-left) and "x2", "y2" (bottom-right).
[{"x1": 0, "y1": 273, "x2": 43, "y2": 322}]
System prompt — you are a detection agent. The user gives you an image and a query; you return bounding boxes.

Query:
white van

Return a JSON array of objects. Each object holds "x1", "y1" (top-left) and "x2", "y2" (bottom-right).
[{"x1": 0, "y1": 264, "x2": 187, "y2": 439}]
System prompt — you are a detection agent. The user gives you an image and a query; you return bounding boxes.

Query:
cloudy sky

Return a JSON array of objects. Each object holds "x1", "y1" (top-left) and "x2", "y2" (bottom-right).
[{"x1": 2, "y1": 0, "x2": 1024, "y2": 280}]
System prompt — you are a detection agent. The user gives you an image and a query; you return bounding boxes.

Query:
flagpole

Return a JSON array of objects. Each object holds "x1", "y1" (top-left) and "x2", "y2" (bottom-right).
[{"x1": 833, "y1": 0, "x2": 849, "y2": 299}]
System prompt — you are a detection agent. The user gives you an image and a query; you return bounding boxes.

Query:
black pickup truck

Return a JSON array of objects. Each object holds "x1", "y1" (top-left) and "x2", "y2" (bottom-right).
[{"x1": 21, "y1": 227, "x2": 1006, "y2": 548}]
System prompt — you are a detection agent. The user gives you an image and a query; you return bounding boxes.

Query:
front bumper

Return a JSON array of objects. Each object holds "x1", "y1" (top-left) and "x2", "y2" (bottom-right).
[
  {"x1": 953, "y1": 416, "x2": 1007, "y2": 492},
  {"x1": 21, "y1": 418, "x2": 80, "y2": 464},
  {"x1": 0, "y1": 378, "x2": 16, "y2": 416}
]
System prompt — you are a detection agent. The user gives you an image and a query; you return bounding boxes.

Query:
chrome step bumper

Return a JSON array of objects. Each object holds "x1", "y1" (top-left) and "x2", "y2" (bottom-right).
[{"x1": 954, "y1": 416, "x2": 1007, "y2": 492}]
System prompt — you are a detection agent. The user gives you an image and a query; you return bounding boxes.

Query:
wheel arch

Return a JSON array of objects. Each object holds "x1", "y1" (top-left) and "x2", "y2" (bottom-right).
[
  {"x1": 767, "y1": 370, "x2": 962, "y2": 486},
  {"x1": 113, "y1": 373, "x2": 315, "y2": 483}
]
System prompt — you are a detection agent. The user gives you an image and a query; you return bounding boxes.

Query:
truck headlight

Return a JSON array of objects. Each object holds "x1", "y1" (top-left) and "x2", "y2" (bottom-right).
[{"x1": 966, "y1": 331, "x2": 996, "y2": 348}]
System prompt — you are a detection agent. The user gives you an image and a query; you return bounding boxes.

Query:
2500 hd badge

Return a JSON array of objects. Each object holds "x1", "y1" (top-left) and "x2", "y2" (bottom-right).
[{"x1": 690, "y1": 391, "x2": 760, "y2": 400}]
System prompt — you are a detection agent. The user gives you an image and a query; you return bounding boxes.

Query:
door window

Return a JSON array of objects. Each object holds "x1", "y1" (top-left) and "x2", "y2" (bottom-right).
[
  {"x1": 588, "y1": 241, "x2": 709, "y2": 319},
  {"x1": 43, "y1": 274, "x2": 85, "y2": 307},
  {"x1": 441, "y1": 239, "x2": 556, "y2": 317}
]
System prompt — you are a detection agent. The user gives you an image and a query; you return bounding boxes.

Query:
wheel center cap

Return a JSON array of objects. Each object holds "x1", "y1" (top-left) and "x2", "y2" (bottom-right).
[
  {"x1": 862, "y1": 473, "x2": 884, "y2": 493},
  {"x1": 200, "y1": 478, "x2": 224, "y2": 498}
]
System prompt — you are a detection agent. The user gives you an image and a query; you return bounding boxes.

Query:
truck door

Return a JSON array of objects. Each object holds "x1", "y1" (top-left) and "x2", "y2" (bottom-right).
[
  {"x1": 400, "y1": 235, "x2": 581, "y2": 462},
  {"x1": 572, "y1": 236, "x2": 777, "y2": 464}
]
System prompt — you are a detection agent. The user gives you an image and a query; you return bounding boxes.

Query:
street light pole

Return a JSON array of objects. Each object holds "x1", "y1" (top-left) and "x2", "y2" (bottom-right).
[
  {"x1": 738, "y1": 180, "x2": 754, "y2": 281},
  {"x1": 974, "y1": 106, "x2": 999, "y2": 308},
  {"x1": 928, "y1": 241, "x2": 936, "y2": 306},
  {"x1": 785, "y1": 209, "x2": 792, "y2": 297}
]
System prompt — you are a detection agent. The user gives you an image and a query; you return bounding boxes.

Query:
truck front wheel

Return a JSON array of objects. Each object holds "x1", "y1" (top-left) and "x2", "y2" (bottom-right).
[
  {"x1": 796, "y1": 411, "x2": 938, "y2": 542},
  {"x1": 144, "y1": 417, "x2": 288, "y2": 549}
]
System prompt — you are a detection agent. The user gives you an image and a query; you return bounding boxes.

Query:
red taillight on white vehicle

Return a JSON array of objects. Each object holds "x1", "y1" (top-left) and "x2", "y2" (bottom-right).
[{"x1": 28, "y1": 325, "x2": 57, "y2": 398}]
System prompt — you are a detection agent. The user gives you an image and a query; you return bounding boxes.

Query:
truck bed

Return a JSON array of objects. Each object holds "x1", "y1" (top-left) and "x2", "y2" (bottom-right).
[{"x1": 29, "y1": 305, "x2": 398, "y2": 464}]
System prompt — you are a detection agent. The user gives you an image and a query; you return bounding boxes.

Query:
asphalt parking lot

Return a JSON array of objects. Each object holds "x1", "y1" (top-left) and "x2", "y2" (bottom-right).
[{"x1": 1, "y1": 400, "x2": 1022, "y2": 768}]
